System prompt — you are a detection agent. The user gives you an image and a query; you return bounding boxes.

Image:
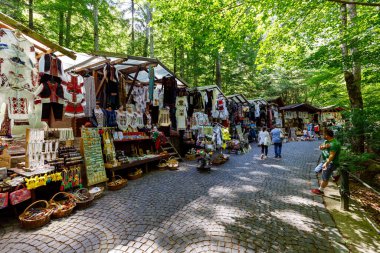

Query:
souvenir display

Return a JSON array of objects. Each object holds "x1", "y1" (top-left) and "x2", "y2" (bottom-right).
[
  {"x1": 158, "y1": 107, "x2": 171, "y2": 127},
  {"x1": 62, "y1": 72, "x2": 85, "y2": 118},
  {"x1": 102, "y1": 128, "x2": 117, "y2": 166},
  {"x1": 91, "y1": 101, "x2": 107, "y2": 127},
  {"x1": 116, "y1": 105, "x2": 128, "y2": 131},
  {"x1": 81, "y1": 128, "x2": 107, "y2": 186}
]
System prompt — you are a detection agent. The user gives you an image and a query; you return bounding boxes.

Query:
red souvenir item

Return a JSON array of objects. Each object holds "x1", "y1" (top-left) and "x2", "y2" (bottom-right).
[
  {"x1": 0, "y1": 192, "x2": 8, "y2": 209},
  {"x1": 9, "y1": 184, "x2": 31, "y2": 205}
]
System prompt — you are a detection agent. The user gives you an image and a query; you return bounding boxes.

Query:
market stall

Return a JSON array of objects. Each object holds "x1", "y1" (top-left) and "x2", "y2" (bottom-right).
[
  {"x1": 0, "y1": 13, "x2": 187, "y2": 224},
  {"x1": 279, "y1": 103, "x2": 319, "y2": 140},
  {"x1": 319, "y1": 105, "x2": 344, "y2": 126}
]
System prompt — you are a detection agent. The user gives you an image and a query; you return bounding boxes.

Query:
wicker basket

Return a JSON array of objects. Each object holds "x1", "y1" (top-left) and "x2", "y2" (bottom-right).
[
  {"x1": 49, "y1": 192, "x2": 76, "y2": 219},
  {"x1": 89, "y1": 186, "x2": 105, "y2": 200},
  {"x1": 185, "y1": 154, "x2": 196, "y2": 161},
  {"x1": 19, "y1": 200, "x2": 53, "y2": 229},
  {"x1": 73, "y1": 188, "x2": 94, "y2": 209},
  {"x1": 157, "y1": 160, "x2": 168, "y2": 170},
  {"x1": 127, "y1": 170, "x2": 142, "y2": 180},
  {"x1": 167, "y1": 157, "x2": 179, "y2": 170},
  {"x1": 107, "y1": 175, "x2": 128, "y2": 191}
]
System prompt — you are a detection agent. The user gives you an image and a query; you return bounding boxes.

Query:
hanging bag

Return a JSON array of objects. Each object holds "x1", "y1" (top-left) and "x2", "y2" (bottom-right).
[
  {"x1": 0, "y1": 192, "x2": 8, "y2": 209},
  {"x1": 10, "y1": 184, "x2": 31, "y2": 205}
]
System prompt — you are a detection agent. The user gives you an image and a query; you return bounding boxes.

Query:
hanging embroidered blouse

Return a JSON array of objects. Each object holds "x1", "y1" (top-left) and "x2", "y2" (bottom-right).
[
  {"x1": 116, "y1": 110, "x2": 128, "y2": 131},
  {"x1": 175, "y1": 96, "x2": 188, "y2": 130},
  {"x1": 145, "y1": 112, "x2": 152, "y2": 129},
  {"x1": 63, "y1": 73, "x2": 85, "y2": 118},
  {"x1": 212, "y1": 97, "x2": 229, "y2": 120},
  {"x1": 158, "y1": 108, "x2": 171, "y2": 127},
  {"x1": 94, "y1": 108, "x2": 105, "y2": 127},
  {"x1": 191, "y1": 112, "x2": 209, "y2": 130},
  {"x1": 0, "y1": 28, "x2": 38, "y2": 91},
  {"x1": 0, "y1": 89, "x2": 37, "y2": 122},
  {"x1": 135, "y1": 111, "x2": 144, "y2": 129},
  {"x1": 153, "y1": 87, "x2": 164, "y2": 108}
]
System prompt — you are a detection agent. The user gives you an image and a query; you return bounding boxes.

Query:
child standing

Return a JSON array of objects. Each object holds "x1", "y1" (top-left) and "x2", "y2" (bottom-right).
[{"x1": 258, "y1": 127, "x2": 271, "y2": 159}]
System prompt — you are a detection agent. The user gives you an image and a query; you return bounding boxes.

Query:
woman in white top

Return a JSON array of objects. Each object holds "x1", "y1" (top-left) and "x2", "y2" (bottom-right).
[{"x1": 258, "y1": 127, "x2": 271, "y2": 159}]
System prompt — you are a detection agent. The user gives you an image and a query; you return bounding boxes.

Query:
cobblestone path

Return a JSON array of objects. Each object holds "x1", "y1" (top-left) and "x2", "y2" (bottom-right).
[{"x1": 0, "y1": 141, "x2": 345, "y2": 252}]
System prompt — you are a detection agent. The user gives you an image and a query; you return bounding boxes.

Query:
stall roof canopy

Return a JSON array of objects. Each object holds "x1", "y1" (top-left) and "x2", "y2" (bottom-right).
[
  {"x1": 266, "y1": 96, "x2": 285, "y2": 107},
  {"x1": 280, "y1": 103, "x2": 319, "y2": 113},
  {"x1": 320, "y1": 105, "x2": 345, "y2": 112},
  {"x1": 248, "y1": 98, "x2": 267, "y2": 106},
  {"x1": 227, "y1": 94, "x2": 250, "y2": 105},
  {"x1": 60, "y1": 51, "x2": 187, "y2": 87},
  {"x1": 191, "y1": 85, "x2": 226, "y2": 98},
  {"x1": 0, "y1": 12, "x2": 76, "y2": 59}
]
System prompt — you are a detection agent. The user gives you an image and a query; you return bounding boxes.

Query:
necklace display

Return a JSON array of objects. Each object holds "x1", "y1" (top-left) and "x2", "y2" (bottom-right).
[{"x1": 25, "y1": 128, "x2": 75, "y2": 170}]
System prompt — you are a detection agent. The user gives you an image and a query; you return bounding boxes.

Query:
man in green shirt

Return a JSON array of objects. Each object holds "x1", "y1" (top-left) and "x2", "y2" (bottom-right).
[{"x1": 311, "y1": 128, "x2": 341, "y2": 195}]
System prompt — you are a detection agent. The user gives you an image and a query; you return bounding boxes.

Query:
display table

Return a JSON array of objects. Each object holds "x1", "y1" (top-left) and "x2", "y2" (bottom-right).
[
  {"x1": 106, "y1": 154, "x2": 169, "y2": 179},
  {"x1": 9, "y1": 166, "x2": 55, "y2": 178}
]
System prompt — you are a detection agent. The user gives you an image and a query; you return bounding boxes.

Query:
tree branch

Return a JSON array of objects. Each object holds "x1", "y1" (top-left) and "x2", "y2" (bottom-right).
[{"x1": 327, "y1": 0, "x2": 380, "y2": 7}]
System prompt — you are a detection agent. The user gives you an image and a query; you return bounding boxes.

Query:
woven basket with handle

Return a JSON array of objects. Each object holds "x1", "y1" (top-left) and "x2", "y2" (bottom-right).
[
  {"x1": 107, "y1": 175, "x2": 128, "y2": 191},
  {"x1": 167, "y1": 156, "x2": 179, "y2": 170},
  {"x1": 74, "y1": 188, "x2": 94, "y2": 209},
  {"x1": 49, "y1": 192, "x2": 76, "y2": 219},
  {"x1": 19, "y1": 200, "x2": 53, "y2": 229}
]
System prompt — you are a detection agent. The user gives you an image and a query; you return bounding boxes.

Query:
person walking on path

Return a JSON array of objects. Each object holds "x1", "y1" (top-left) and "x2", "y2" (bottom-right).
[
  {"x1": 270, "y1": 124, "x2": 283, "y2": 158},
  {"x1": 258, "y1": 127, "x2": 271, "y2": 159},
  {"x1": 311, "y1": 128, "x2": 341, "y2": 195}
]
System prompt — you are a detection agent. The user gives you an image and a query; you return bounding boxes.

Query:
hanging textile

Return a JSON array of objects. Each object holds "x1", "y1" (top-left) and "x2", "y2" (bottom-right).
[
  {"x1": 0, "y1": 28, "x2": 38, "y2": 92},
  {"x1": 63, "y1": 73, "x2": 85, "y2": 118},
  {"x1": 83, "y1": 76, "x2": 96, "y2": 117}
]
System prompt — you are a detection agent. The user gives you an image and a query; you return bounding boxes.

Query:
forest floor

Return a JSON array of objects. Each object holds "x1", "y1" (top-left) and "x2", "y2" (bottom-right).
[{"x1": 322, "y1": 170, "x2": 380, "y2": 253}]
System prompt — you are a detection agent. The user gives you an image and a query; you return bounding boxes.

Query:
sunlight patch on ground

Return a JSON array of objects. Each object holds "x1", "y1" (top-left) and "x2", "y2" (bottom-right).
[
  {"x1": 234, "y1": 184, "x2": 259, "y2": 193},
  {"x1": 261, "y1": 164, "x2": 290, "y2": 171},
  {"x1": 235, "y1": 166, "x2": 250, "y2": 170},
  {"x1": 234, "y1": 176, "x2": 253, "y2": 182},
  {"x1": 280, "y1": 195, "x2": 315, "y2": 206},
  {"x1": 271, "y1": 210, "x2": 317, "y2": 233},
  {"x1": 248, "y1": 171, "x2": 270, "y2": 176},
  {"x1": 288, "y1": 178, "x2": 309, "y2": 185},
  {"x1": 208, "y1": 186, "x2": 236, "y2": 198}
]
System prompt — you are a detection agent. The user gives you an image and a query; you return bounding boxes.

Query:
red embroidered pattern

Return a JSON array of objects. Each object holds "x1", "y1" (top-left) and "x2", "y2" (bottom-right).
[
  {"x1": 0, "y1": 29, "x2": 5, "y2": 37},
  {"x1": 9, "y1": 97, "x2": 28, "y2": 115}
]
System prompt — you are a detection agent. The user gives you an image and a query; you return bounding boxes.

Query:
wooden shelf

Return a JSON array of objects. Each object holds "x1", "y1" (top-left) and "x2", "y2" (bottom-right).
[
  {"x1": 106, "y1": 154, "x2": 169, "y2": 177},
  {"x1": 113, "y1": 138, "x2": 152, "y2": 143}
]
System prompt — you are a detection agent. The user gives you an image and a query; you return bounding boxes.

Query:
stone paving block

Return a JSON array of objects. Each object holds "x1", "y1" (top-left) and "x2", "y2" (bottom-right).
[{"x1": 0, "y1": 142, "x2": 347, "y2": 253}]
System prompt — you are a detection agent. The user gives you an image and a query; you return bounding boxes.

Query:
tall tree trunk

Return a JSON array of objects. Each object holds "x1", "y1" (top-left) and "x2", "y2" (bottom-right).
[
  {"x1": 192, "y1": 41, "x2": 198, "y2": 86},
  {"x1": 340, "y1": 3, "x2": 364, "y2": 153},
  {"x1": 65, "y1": 0, "x2": 73, "y2": 48},
  {"x1": 131, "y1": 0, "x2": 135, "y2": 55},
  {"x1": 143, "y1": 3, "x2": 150, "y2": 58},
  {"x1": 179, "y1": 45, "x2": 184, "y2": 78},
  {"x1": 28, "y1": 0, "x2": 33, "y2": 29},
  {"x1": 58, "y1": 11, "x2": 64, "y2": 46},
  {"x1": 93, "y1": 0, "x2": 99, "y2": 51},
  {"x1": 173, "y1": 46, "x2": 177, "y2": 74},
  {"x1": 215, "y1": 52, "x2": 222, "y2": 87},
  {"x1": 148, "y1": 8, "x2": 154, "y2": 58}
]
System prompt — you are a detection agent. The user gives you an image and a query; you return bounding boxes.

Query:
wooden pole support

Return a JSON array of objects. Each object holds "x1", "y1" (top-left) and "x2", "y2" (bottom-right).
[{"x1": 340, "y1": 163, "x2": 350, "y2": 211}]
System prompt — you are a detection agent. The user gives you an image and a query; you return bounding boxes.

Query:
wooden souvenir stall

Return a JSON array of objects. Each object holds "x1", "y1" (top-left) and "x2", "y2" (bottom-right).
[
  {"x1": 247, "y1": 98, "x2": 268, "y2": 128},
  {"x1": 279, "y1": 103, "x2": 319, "y2": 139},
  {"x1": 319, "y1": 106, "x2": 344, "y2": 126},
  {"x1": 60, "y1": 52, "x2": 187, "y2": 179}
]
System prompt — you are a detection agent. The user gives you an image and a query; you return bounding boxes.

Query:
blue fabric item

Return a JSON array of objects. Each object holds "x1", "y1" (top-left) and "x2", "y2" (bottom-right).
[
  {"x1": 274, "y1": 142, "x2": 282, "y2": 157},
  {"x1": 106, "y1": 110, "x2": 117, "y2": 127},
  {"x1": 149, "y1": 66, "x2": 154, "y2": 101},
  {"x1": 271, "y1": 128, "x2": 282, "y2": 143}
]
